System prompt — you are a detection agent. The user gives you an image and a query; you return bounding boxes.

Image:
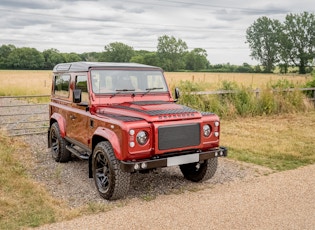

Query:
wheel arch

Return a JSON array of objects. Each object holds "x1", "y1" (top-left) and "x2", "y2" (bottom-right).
[
  {"x1": 48, "y1": 113, "x2": 66, "y2": 148},
  {"x1": 88, "y1": 127, "x2": 122, "y2": 178},
  {"x1": 92, "y1": 127, "x2": 122, "y2": 159},
  {"x1": 49, "y1": 113, "x2": 67, "y2": 137}
]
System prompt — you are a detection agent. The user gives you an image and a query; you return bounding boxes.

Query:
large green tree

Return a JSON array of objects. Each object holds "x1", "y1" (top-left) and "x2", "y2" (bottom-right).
[
  {"x1": 246, "y1": 17, "x2": 282, "y2": 72},
  {"x1": 80, "y1": 52, "x2": 103, "y2": 62},
  {"x1": 102, "y1": 42, "x2": 134, "y2": 62},
  {"x1": 0, "y1": 44, "x2": 16, "y2": 69},
  {"x1": 6, "y1": 47, "x2": 44, "y2": 69},
  {"x1": 157, "y1": 35, "x2": 188, "y2": 71},
  {"x1": 185, "y1": 48, "x2": 209, "y2": 71},
  {"x1": 130, "y1": 50, "x2": 160, "y2": 66},
  {"x1": 281, "y1": 12, "x2": 315, "y2": 74},
  {"x1": 42, "y1": 48, "x2": 65, "y2": 69},
  {"x1": 62, "y1": 52, "x2": 82, "y2": 63}
]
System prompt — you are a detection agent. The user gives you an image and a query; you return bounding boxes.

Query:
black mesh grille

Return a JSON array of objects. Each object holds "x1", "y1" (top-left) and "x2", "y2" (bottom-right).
[{"x1": 158, "y1": 123, "x2": 200, "y2": 150}]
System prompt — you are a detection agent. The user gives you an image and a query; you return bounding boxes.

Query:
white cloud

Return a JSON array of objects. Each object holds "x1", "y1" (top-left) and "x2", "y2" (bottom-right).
[{"x1": 0, "y1": 0, "x2": 314, "y2": 65}]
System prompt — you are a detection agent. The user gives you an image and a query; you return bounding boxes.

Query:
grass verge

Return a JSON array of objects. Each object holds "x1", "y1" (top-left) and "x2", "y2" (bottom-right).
[
  {"x1": 0, "y1": 134, "x2": 60, "y2": 229},
  {"x1": 220, "y1": 112, "x2": 315, "y2": 171},
  {"x1": 0, "y1": 133, "x2": 117, "y2": 229}
]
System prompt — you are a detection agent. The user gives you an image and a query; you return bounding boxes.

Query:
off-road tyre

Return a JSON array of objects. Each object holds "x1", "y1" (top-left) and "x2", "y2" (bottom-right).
[
  {"x1": 92, "y1": 141, "x2": 130, "y2": 200},
  {"x1": 180, "y1": 157, "x2": 218, "y2": 182},
  {"x1": 49, "y1": 122, "x2": 71, "y2": 162}
]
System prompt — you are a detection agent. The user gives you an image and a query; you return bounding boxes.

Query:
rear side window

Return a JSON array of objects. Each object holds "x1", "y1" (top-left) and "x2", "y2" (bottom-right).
[
  {"x1": 54, "y1": 74, "x2": 70, "y2": 97},
  {"x1": 75, "y1": 75, "x2": 89, "y2": 102}
]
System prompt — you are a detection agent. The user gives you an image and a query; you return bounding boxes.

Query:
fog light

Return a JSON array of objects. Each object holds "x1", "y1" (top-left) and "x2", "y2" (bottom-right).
[
  {"x1": 134, "y1": 163, "x2": 140, "y2": 170},
  {"x1": 141, "y1": 162, "x2": 147, "y2": 169},
  {"x1": 214, "y1": 121, "x2": 220, "y2": 127},
  {"x1": 214, "y1": 132, "x2": 219, "y2": 137},
  {"x1": 215, "y1": 152, "x2": 218, "y2": 157},
  {"x1": 129, "y1": 142, "x2": 135, "y2": 147},
  {"x1": 129, "y1": 129, "x2": 135, "y2": 135}
]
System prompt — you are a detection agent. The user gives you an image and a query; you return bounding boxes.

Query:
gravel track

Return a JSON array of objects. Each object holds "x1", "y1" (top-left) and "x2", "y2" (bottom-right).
[
  {"x1": 37, "y1": 163, "x2": 315, "y2": 230},
  {"x1": 21, "y1": 134, "x2": 271, "y2": 208}
]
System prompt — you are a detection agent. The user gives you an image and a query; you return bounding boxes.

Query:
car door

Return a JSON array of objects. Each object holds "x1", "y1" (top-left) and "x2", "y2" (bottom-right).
[{"x1": 66, "y1": 75, "x2": 90, "y2": 147}]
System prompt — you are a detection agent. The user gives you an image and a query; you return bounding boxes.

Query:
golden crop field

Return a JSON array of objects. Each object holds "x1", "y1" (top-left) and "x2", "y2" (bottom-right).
[
  {"x1": 165, "y1": 72, "x2": 311, "y2": 90},
  {"x1": 0, "y1": 70, "x2": 311, "y2": 96},
  {"x1": 0, "y1": 70, "x2": 52, "y2": 96}
]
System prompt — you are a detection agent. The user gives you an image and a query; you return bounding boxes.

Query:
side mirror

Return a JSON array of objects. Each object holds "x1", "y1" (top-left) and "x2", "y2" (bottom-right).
[
  {"x1": 73, "y1": 89, "x2": 82, "y2": 103},
  {"x1": 174, "y1": 87, "x2": 180, "y2": 101}
]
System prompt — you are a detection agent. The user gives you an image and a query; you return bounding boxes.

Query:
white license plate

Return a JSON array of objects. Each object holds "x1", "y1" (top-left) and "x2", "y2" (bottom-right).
[{"x1": 167, "y1": 153, "x2": 199, "y2": 167}]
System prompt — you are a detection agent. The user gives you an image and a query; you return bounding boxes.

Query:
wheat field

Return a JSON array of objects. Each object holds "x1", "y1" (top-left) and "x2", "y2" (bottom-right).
[
  {"x1": 165, "y1": 72, "x2": 311, "y2": 90},
  {"x1": 0, "y1": 70, "x2": 52, "y2": 96},
  {"x1": 0, "y1": 70, "x2": 311, "y2": 96}
]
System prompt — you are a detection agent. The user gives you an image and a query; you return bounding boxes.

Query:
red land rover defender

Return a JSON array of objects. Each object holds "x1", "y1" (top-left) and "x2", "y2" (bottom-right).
[{"x1": 48, "y1": 62, "x2": 227, "y2": 200}]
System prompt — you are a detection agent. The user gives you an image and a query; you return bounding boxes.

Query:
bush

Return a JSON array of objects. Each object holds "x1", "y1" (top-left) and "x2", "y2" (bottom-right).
[
  {"x1": 304, "y1": 71, "x2": 315, "y2": 98},
  {"x1": 178, "y1": 80, "x2": 312, "y2": 118}
]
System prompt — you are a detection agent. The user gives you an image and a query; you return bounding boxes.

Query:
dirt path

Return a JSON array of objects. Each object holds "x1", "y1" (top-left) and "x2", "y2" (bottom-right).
[{"x1": 37, "y1": 163, "x2": 315, "y2": 230}]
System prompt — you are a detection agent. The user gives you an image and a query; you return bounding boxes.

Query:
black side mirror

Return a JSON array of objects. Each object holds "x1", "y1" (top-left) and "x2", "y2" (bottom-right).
[
  {"x1": 174, "y1": 87, "x2": 180, "y2": 102},
  {"x1": 73, "y1": 89, "x2": 82, "y2": 103}
]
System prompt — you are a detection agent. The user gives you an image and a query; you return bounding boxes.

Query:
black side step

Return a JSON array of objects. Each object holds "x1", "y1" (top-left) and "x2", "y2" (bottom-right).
[{"x1": 66, "y1": 145, "x2": 89, "y2": 160}]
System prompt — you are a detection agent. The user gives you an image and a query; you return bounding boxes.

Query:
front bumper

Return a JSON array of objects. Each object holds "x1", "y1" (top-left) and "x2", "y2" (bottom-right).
[{"x1": 120, "y1": 146, "x2": 228, "y2": 173}]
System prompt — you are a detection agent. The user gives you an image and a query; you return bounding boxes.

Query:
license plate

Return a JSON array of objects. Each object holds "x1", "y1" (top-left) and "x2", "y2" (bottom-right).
[{"x1": 167, "y1": 153, "x2": 199, "y2": 167}]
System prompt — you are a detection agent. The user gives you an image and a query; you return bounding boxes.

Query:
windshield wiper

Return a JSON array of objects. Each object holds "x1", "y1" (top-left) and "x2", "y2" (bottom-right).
[
  {"x1": 142, "y1": 87, "x2": 163, "y2": 96},
  {"x1": 110, "y1": 89, "x2": 135, "y2": 98}
]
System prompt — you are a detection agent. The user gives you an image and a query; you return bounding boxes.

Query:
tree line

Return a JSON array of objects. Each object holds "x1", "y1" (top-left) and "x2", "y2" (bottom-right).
[
  {"x1": 0, "y1": 36, "x2": 256, "y2": 73},
  {"x1": 0, "y1": 12, "x2": 314, "y2": 73}
]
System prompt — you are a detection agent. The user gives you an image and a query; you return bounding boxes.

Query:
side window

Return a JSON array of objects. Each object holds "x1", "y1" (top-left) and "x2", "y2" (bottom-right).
[
  {"x1": 75, "y1": 75, "x2": 89, "y2": 103},
  {"x1": 54, "y1": 74, "x2": 70, "y2": 97}
]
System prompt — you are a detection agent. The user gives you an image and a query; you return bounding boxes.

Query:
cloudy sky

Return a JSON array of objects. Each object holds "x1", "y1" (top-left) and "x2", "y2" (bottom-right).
[{"x1": 0, "y1": 0, "x2": 314, "y2": 65}]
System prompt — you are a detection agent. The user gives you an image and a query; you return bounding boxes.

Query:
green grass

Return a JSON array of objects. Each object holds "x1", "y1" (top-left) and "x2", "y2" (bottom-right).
[
  {"x1": 221, "y1": 112, "x2": 315, "y2": 171},
  {"x1": 0, "y1": 134, "x2": 58, "y2": 229},
  {"x1": 0, "y1": 133, "x2": 125, "y2": 229}
]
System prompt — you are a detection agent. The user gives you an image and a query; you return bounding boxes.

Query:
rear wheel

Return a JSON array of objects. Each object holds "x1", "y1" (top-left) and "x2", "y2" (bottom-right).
[
  {"x1": 49, "y1": 122, "x2": 71, "y2": 162},
  {"x1": 180, "y1": 158, "x2": 218, "y2": 182},
  {"x1": 92, "y1": 141, "x2": 130, "y2": 200}
]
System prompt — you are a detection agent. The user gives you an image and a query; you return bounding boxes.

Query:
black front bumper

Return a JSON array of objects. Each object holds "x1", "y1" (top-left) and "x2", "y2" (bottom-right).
[{"x1": 120, "y1": 146, "x2": 228, "y2": 173}]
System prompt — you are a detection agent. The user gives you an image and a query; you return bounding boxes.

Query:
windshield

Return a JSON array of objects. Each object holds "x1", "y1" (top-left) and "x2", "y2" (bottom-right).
[{"x1": 90, "y1": 70, "x2": 168, "y2": 94}]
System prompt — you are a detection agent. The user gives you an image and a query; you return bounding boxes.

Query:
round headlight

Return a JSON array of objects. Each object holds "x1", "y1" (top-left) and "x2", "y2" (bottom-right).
[
  {"x1": 203, "y1": 124, "x2": 211, "y2": 137},
  {"x1": 136, "y1": 131, "x2": 149, "y2": 145}
]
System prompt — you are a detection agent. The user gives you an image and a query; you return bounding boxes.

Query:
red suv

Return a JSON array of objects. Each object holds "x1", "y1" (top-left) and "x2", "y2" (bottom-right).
[{"x1": 48, "y1": 62, "x2": 227, "y2": 200}]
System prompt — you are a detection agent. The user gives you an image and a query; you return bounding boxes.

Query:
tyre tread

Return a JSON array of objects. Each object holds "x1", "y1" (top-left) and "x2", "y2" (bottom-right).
[{"x1": 93, "y1": 141, "x2": 130, "y2": 200}]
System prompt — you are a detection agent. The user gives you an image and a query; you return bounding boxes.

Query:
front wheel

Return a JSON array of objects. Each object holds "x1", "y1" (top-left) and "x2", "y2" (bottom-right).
[
  {"x1": 92, "y1": 141, "x2": 130, "y2": 200},
  {"x1": 180, "y1": 157, "x2": 218, "y2": 182}
]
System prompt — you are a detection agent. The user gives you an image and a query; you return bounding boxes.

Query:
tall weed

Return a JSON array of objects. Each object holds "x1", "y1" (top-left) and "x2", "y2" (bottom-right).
[
  {"x1": 304, "y1": 71, "x2": 315, "y2": 98},
  {"x1": 178, "y1": 79, "x2": 313, "y2": 118}
]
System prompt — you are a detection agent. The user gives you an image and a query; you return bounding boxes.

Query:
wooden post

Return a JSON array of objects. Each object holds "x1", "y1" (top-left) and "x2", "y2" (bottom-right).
[{"x1": 255, "y1": 88, "x2": 260, "y2": 98}]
